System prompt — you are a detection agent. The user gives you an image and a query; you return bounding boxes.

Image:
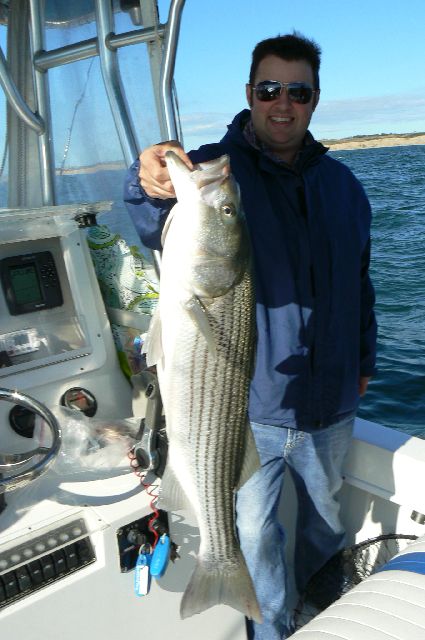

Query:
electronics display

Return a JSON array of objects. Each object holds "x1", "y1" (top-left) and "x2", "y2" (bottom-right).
[
  {"x1": 0, "y1": 328, "x2": 40, "y2": 358},
  {"x1": 0, "y1": 251, "x2": 63, "y2": 315}
]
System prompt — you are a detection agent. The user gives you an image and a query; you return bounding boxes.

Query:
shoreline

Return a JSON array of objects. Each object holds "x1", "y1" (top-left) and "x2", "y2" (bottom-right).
[
  {"x1": 2, "y1": 134, "x2": 422, "y2": 179},
  {"x1": 322, "y1": 132, "x2": 425, "y2": 151}
]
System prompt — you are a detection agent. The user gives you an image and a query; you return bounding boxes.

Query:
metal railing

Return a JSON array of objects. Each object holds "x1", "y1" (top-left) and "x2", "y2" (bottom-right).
[{"x1": 0, "y1": 0, "x2": 186, "y2": 204}]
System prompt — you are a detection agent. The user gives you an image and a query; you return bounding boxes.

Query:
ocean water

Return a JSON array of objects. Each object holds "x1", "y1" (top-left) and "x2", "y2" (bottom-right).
[
  {"x1": 1, "y1": 146, "x2": 424, "y2": 438},
  {"x1": 331, "y1": 145, "x2": 425, "y2": 437}
]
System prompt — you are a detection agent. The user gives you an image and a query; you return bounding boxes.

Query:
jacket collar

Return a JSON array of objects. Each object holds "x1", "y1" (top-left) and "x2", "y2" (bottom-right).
[{"x1": 222, "y1": 109, "x2": 328, "y2": 174}]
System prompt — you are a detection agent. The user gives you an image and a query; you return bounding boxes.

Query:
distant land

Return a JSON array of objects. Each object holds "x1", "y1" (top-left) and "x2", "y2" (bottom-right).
[
  {"x1": 322, "y1": 131, "x2": 425, "y2": 151},
  {"x1": 37, "y1": 131, "x2": 425, "y2": 176}
]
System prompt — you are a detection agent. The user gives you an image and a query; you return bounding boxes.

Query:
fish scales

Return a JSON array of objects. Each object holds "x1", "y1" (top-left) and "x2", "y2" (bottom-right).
[
  {"x1": 167, "y1": 282, "x2": 252, "y2": 559},
  {"x1": 186, "y1": 276, "x2": 254, "y2": 561},
  {"x1": 145, "y1": 150, "x2": 262, "y2": 623}
]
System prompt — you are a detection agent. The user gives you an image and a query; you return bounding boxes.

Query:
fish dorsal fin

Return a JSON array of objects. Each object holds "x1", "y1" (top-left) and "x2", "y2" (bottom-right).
[
  {"x1": 234, "y1": 420, "x2": 261, "y2": 492},
  {"x1": 182, "y1": 295, "x2": 217, "y2": 359},
  {"x1": 142, "y1": 306, "x2": 163, "y2": 367}
]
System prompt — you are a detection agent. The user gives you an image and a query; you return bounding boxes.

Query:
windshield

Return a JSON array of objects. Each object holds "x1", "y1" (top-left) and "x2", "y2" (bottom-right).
[{"x1": 0, "y1": 0, "x2": 171, "y2": 249}]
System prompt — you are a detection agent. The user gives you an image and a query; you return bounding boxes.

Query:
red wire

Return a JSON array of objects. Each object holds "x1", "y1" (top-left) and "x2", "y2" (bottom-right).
[
  {"x1": 142, "y1": 480, "x2": 160, "y2": 548},
  {"x1": 128, "y1": 449, "x2": 160, "y2": 548}
]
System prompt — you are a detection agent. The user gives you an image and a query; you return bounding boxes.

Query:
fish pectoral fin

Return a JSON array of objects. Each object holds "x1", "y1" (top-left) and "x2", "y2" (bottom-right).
[
  {"x1": 157, "y1": 463, "x2": 192, "y2": 512},
  {"x1": 235, "y1": 420, "x2": 261, "y2": 492},
  {"x1": 142, "y1": 306, "x2": 163, "y2": 367},
  {"x1": 182, "y1": 296, "x2": 217, "y2": 358}
]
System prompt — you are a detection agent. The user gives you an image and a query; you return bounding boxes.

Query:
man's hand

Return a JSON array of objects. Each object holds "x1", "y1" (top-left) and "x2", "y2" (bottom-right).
[
  {"x1": 359, "y1": 376, "x2": 371, "y2": 397},
  {"x1": 138, "y1": 141, "x2": 193, "y2": 199}
]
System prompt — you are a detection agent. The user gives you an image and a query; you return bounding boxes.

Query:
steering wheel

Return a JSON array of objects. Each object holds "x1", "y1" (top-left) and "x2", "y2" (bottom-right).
[{"x1": 0, "y1": 388, "x2": 61, "y2": 492}]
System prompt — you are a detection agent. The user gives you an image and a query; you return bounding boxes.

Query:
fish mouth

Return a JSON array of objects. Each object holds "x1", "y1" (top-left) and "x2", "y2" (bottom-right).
[
  {"x1": 165, "y1": 150, "x2": 231, "y2": 182},
  {"x1": 165, "y1": 150, "x2": 231, "y2": 191},
  {"x1": 193, "y1": 156, "x2": 231, "y2": 189},
  {"x1": 195, "y1": 155, "x2": 230, "y2": 173}
]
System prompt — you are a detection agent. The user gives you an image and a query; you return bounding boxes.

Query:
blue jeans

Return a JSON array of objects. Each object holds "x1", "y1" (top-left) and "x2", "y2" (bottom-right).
[{"x1": 236, "y1": 414, "x2": 354, "y2": 640}]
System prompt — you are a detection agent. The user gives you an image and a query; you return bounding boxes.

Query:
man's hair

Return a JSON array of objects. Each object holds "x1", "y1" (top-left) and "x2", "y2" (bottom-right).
[{"x1": 249, "y1": 32, "x2": 321, "y2": 89}]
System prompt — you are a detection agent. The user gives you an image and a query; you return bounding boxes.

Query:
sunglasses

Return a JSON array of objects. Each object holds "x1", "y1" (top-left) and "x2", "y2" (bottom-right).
[{"x1": 252, "y1": 80, "x2": 316, "y2": 104}]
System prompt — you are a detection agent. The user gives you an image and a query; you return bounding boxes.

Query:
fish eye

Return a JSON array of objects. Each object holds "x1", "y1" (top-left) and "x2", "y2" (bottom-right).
[{"x1": 221, "y1": 204, "x2": 236, "y2": 217}]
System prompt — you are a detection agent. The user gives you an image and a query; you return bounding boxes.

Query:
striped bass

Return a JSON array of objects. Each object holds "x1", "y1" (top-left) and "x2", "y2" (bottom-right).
[{"x1": 144, "y1": 151, "x2": 262, "y2": 623}]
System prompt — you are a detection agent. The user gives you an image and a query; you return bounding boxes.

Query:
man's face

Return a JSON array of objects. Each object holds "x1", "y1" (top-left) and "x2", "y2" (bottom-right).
[{"x1": 246, "y1": 55, "x2": 319, "y2": 164}]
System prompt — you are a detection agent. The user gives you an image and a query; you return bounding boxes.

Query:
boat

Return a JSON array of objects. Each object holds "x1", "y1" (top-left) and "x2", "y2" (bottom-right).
[{"x1": 1, "y1": 2, "x2": 424, "y2": 638}]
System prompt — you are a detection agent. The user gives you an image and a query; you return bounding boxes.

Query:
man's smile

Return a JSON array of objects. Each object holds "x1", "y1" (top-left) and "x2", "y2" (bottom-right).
[{"x1": 269, "y1": 115, "x2": 293, "y2": 124}]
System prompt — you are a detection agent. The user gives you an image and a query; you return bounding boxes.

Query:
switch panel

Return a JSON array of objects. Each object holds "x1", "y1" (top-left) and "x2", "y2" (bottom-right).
[{"x1": 0, "y1": 518, "x2": 95, "y2": 609}]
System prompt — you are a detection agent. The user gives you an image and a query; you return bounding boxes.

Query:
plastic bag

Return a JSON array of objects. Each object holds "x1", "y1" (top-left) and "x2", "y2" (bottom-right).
[
  {"x1": 0, "y1": 407, "x2": 142, "y2": 528},
  {"x1": 36, "y1": 406, "x2": 140, "y2": 476}
]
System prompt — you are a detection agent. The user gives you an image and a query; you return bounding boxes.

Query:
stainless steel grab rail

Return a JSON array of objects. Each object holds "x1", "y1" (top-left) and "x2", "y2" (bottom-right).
[
  {"x1": 0, "y1": 46, "x2": 45, "y2": 134},
  {"x1": 0, "y1": 388, "x2": 61, "y2": 493},
  {"x1": 159, "y1": 0, "x2": 186, "y2": 141}
]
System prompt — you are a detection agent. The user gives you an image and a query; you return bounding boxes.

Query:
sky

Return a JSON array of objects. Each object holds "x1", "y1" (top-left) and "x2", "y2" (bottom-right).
[
  {"x1": 158, "y1": 0, "x2": 425, "y2": 151},
  {"x1": 1, "y1": 1, "x2": 424, "y2": 168}
]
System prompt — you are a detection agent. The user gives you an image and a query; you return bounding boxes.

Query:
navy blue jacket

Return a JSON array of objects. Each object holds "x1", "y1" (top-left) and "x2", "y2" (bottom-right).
[{"x1": 124, "y1": 110, "x2": 377, "y2": 430}]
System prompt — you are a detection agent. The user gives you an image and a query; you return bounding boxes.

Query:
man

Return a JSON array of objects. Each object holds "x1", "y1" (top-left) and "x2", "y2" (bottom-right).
[{"x1": 124, "y1": 33, "x2": 377, "y2": 640}]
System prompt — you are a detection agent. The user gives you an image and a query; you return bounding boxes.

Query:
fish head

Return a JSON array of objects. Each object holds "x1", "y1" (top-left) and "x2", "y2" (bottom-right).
[{"x1": 165, "y1": 151, "x2": 250, "y2": 299}]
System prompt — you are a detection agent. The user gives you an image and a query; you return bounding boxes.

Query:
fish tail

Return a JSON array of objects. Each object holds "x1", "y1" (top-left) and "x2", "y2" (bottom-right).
[{"x1": 180, "y1": 550, "x2": 262, "y2": 623}]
